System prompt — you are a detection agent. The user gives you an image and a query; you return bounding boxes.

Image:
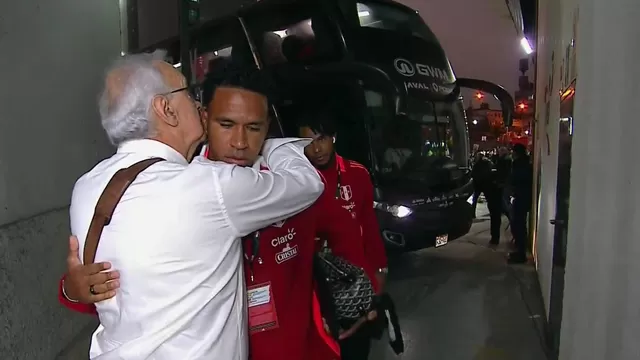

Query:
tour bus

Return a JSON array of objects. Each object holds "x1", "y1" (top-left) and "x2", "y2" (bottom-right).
[{"x1": 143, "y1": 0, "x2": 515, "y2": 251}]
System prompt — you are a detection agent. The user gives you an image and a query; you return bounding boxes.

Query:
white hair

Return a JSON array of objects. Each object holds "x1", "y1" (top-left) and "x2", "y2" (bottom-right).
[{"x1": 98, "y1": 49, "x2": 172, "y2": 146}]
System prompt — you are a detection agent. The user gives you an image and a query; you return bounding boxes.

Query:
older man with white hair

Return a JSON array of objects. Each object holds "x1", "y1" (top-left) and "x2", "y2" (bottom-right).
[{"x1": 68, "y1": 50, "x2": 324, "y2": 359}]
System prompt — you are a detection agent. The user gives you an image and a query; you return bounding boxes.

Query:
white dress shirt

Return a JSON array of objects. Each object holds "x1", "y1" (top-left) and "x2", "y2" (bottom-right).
[{"x1": 70, "y1": 138, "x2": 323, "y2": 360}]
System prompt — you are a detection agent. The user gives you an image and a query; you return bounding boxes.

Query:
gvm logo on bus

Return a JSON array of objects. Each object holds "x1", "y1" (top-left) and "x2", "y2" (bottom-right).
[{"x1": 393, "y1": 58, "x2": 450, "y2": 82}]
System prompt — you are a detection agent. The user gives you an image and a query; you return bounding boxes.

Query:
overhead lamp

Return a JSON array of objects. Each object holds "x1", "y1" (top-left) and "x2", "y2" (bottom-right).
[{"x1": 520, "y1": 37, "x2": 533, "y2": 55}]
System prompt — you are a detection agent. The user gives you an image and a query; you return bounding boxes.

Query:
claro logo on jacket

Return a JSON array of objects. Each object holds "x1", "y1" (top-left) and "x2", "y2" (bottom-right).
[
  {"x1": 269, "y1": 227, "x2": 299, "y2": 264},
  {"x1": 271, "y1": 228, "x2": 296, "y2": 247}
]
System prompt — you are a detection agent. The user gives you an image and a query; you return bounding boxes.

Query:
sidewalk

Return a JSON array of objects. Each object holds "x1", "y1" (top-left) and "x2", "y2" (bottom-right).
[
  {"x1": 56, "y1": 206, "x2": 548, "y2": 360},
  {"x1": 370, "y1": 205, "x2": 549, "y2": 360}
]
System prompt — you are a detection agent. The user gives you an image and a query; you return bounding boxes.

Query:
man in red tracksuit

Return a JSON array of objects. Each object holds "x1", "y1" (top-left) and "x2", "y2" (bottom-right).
[
  {"x1": 59, "y1": 70, "x2": 376, "y2": 360},
  {"x1": 297, "y1": 111, "x2": 389, "y2": 360}
]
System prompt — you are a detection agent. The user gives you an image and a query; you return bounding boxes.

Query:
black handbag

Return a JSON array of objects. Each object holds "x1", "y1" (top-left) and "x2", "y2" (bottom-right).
[{"x1": 314, "y1": 249, "x2": 376, "y2": 321}]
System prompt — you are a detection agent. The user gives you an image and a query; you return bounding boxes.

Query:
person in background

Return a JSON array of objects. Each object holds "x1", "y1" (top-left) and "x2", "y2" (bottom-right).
[
  {"x1": 60, "y1": 67, "x2": 374, "y2": 360},
  {"x1": 297, "y1": 110, "x2": 388, "y2": 360},
  {"x1": 493, "y1": 146, "x2": 513, "y2": 222},
  {"x1": 508, "y1": 143, "x2": 533, "y2": 264},
  {"x1": 471, "y1": 152, "x2": 503, "y2": 245}
]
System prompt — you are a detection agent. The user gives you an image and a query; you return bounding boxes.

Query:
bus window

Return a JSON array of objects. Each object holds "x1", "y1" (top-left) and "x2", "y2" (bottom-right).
[
  {"x1": 193, "y1": 47, "x2": 233, "y2": 84},
  {"x1": 364, "y1": 89, "x2": 467, "y2": 175},
  {"x1": 243, "y1": 3, "x2": 340, "y2": 66},
  {"x1": 343, "y1": 2, "x2": 438, "y2": 42},
  {"x1": 192, "y1": 19, "x2": 255, "y2": 84}
]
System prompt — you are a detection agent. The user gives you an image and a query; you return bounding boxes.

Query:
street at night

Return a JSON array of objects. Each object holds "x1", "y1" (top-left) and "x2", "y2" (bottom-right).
[{"x1": 371, "y1": 205, "x2": 547, "y2": 360}]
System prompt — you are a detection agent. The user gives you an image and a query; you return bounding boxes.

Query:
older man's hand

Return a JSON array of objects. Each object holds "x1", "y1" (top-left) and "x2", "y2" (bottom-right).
[{"x1": 64, "y1": 235, "x2": 120, "y2": 303}]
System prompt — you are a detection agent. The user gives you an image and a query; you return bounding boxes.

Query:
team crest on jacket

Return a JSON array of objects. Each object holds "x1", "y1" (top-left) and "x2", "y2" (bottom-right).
[{"x1": 340, "y1": 185, "x2": 353, "y2": 201}]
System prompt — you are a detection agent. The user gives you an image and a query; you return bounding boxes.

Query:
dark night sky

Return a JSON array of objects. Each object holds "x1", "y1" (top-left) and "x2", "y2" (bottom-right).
[{"x1": 399, "y1": 0, "x2": 526, "y2": 106}]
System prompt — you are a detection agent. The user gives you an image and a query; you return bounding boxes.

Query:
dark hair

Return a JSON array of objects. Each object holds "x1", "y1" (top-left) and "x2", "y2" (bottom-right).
[
  {"x1": 297, "y1": 108, "x2": 337, "y2": 137},
  {"x1": 512, "y1": 143, "x2": 527, "y2": 156},
  {"x1": 201, "y1": 61, "x2": 276, "y2": 107}
]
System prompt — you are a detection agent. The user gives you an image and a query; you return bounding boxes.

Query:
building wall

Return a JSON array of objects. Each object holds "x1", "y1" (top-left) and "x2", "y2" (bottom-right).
[
  {"x1": 558, "y1": 0, "x2": 640, "y2": 358},
  {"x1": 0, "y1": 0, "x2": 120, "y2": 358},
  {"x1": 535, "y1": 0, "x2": 640, "y2": 358},
  {"x1": 532, "y1": 0, "x2": 580, "y2": 317},
  {"x1": 532, "y1": 0, "x2": 562, "y2": 316}
]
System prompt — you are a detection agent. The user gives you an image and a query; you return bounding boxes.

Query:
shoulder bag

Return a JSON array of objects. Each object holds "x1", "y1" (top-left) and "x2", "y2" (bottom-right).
[{"x1": 83, "y1": 158, "x2": 164, "y2": 264}]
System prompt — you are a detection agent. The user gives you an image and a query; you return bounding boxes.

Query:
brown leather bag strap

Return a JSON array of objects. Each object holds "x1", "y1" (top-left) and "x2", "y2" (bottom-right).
[{"x1": 83, "y1": 158, "x2": 164, "y2": 265}]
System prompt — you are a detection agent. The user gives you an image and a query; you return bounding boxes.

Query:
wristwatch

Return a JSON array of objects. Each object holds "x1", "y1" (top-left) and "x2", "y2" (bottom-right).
[{"x1": 377, "y1": 267, "x2": 389, "y2": 274}]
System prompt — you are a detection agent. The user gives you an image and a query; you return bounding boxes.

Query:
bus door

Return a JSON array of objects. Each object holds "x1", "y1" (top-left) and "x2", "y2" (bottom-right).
[
  {"x1": 189, "y1": 18, "x2": 256, "y2": 84},
  {"x1": 241, "y1": 0, "x2": 343, "y2": 69},
  {"x1": 186, "y1": 18, "x2": 292, "y2": 136},
  {"x1": 276, "y1": 69, "x2": 388, "y2": 172}
]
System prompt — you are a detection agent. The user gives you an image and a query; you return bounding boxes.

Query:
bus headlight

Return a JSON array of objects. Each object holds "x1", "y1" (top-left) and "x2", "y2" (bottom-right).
[{"x1": 373, "y1": 201, "x2": 413, "y2": 218}]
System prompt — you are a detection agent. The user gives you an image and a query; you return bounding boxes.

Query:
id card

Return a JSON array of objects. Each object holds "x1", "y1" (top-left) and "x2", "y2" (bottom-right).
[{"x1": 247, "y1": 282, "x2": 279, "y2": 334}]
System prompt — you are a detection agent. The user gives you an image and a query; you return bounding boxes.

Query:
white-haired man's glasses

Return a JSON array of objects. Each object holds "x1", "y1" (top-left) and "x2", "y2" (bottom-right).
[{"x1": 163, "y1": 83, "x2": 203, "y2": 104}]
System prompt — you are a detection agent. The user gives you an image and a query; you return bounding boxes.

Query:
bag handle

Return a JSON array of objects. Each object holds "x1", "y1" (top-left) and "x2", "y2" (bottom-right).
[{"x1": 83, "y1": 158, "x2": 164, "y2": 265}]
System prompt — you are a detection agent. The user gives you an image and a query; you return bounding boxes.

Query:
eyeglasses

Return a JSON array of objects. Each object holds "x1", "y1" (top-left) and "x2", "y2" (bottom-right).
[{"x1": 163, "y1": 83, "x2": 203, "y2": 103}]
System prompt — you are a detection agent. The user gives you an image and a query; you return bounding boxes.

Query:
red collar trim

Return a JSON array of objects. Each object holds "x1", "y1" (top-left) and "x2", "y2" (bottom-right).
[{"x1": 335, "y1": 154, "x2": 346, "y2": 172}]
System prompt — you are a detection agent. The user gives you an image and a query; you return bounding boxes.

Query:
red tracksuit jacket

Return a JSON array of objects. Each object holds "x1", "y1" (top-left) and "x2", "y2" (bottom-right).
[
  {"x1": 318, "y1": 155, "x2": 388, "y2": 273},
  {"x1": 244, "y1": 183, "x2": 370, "y2": 360},
  {"x1": 58, "y1": 162, "x2": 371, "y2": 360}
]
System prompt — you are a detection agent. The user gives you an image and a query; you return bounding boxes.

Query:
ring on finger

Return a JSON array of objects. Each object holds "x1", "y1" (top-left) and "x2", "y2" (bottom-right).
[{"x1": 90, "y1": 285, "x2": 97, "y2": 295}]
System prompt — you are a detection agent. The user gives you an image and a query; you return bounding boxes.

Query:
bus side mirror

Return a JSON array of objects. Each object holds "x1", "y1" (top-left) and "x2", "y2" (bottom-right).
[{"x1": 456, "y1": 78, "x2": 515, "y2": 127}]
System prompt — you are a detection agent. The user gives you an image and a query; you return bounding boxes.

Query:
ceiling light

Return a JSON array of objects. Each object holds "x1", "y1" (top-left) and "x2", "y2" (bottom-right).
[{"x1": 520, "y1": 37, "x2": 533, "y2": 55}]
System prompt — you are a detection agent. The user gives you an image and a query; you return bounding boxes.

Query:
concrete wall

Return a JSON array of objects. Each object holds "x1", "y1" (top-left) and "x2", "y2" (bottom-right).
[
  {"x1": 533, "y1": 0, "x2": 579, "y2": 316},
  {"x1": 0, "y1": 0, "x2": 120, "y2": 358},
  {"x1": 558, "y1": 0, "x2": 640, "y2": 358},
  {"x1": 532, "y1": 0, "x2": 563, "y2": 316},
  {"x1": 535, "y1": 0, "x2": 640, "y2": 358}
]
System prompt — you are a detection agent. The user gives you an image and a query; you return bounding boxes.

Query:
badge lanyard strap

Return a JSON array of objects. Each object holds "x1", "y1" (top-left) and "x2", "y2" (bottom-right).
[
  {"x1": 244, "y1": 231, "x2": 261, "y2": 282},
  {"x1": 335, "y1": 164, "x2": 352, "y2": 215},
  {"x1": 334, "y1": 165, "x2": 342, "y2": 200}
]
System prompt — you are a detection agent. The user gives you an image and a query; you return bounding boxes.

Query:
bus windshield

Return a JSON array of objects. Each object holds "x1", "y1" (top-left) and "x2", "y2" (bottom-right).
[
  {"x1": 365, "y1": 90, "x2": 469, "y2": 182},
  {"x1": 355, "y1": 2, "x2": 437, "y2": 42}
]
